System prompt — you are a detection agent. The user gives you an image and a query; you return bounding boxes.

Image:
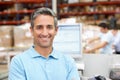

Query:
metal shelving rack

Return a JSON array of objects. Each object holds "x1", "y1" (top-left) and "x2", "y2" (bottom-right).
[{"x1": 0, "y1": 0, "x2": 51, "y2": 25}]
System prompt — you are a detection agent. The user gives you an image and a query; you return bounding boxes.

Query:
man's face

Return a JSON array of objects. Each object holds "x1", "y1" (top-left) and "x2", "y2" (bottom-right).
[
  {"x1": 100, "y1": 27, "x2": 107, "y2": 33},
  {"x1": 30, "y1": 15, "x2": 58, "y2": 48}
]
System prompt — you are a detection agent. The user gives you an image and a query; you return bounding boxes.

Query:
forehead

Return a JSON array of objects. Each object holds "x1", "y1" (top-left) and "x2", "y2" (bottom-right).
[
  {"x1": 100, "y1": 27, "x2": 104, "y2": 29},
  {"x1": 34, "y1": 15, "x2": 54, "y2": 25}
]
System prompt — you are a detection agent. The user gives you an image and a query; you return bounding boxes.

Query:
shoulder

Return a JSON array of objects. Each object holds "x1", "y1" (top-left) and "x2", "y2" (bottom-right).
[
  {"x1": 106, "y1": 31, "x2": 113, "y2": 36},
  {"x1": 102, "y1": 31, "x2": 113, "y2": 40}
]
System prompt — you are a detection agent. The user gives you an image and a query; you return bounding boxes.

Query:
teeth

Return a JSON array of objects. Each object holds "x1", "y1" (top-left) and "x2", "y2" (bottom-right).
[{"x1": 42, "y1": 38, "x2": 48, "y2": 40}]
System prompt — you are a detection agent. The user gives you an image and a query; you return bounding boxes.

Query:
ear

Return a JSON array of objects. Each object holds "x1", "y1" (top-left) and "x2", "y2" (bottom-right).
[
  {"x1": 30, "y1": 26, "x2": 33, "y2": 35},
  {"x1": 55, "y1": 26, "x2": 58, "y2": 31},
  {"x1": 55, "y1": 26, "x2": 58, "y2": 35}
]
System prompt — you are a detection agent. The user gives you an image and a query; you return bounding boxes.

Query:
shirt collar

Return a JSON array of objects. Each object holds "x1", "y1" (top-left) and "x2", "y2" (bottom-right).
[
  {"x1": 50, "y1": 48, "x2": 59, "y2": 59},
  {"x1": 30, "y1": 46, "x2": 59, "y2": 59}
]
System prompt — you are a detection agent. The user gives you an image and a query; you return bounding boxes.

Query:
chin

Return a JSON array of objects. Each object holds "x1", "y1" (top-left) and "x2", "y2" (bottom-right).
[
  {"x1": 41, "y1": 46, "x2": 51, "y2": 48},
  {"x1": 40, "y1": 44, "x2": 51, "y2": 48}
]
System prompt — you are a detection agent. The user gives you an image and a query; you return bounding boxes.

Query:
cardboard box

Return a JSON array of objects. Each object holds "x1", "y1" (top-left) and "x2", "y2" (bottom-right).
[
  {"x1": 14, "y1": 23, "x2": 33, "y2": 48},
  {"x1": 0, "y1": 26, "x2": 13, "y2": 49}
]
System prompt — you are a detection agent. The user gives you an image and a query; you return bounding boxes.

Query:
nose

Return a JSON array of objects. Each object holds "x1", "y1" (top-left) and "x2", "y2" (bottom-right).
[{"x1": 41, "y1": 28, "x2": 48, "y2": 36}]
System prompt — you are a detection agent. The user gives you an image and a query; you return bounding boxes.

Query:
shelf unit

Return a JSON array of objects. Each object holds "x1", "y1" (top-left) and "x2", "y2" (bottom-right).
[
  {"x1": 0, "y1": 10, "x2": 33, "y2": 15},
  {"x1": 0, "y1": 1, "x2": 120, "y2": 25},
  {"x1": 58, "y1": 1, "x2": 120, "y2": 25},
  {"x1": 0, "y1": 0, "x2": 47, "y2": 4},
  {"x1": 59, "y1": 1, "x2": 120, "y2": 14},
  {"x1": 60, "y1": 11, "x2": 120, "y2": 17},
  {"x1": 0, "y1": 0, "x2": 51, "y2": 25},
  {"x1": 59, "y1": 1, "x2": 120, "y2": 8}
]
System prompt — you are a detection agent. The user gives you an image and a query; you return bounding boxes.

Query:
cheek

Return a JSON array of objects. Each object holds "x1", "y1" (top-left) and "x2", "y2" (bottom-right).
[
  {"x1": 52, "y1": 31, "x2": 57, "y2": 36},
  {"x1": 31, "y1": 31, "x2": 38, "y2": 38},
  {"x1": 100, "y1": 29, "x2": 103, "y2": 32},
  {"x1": 34, "y1": 29, "x2": 41, "y2": 34}
]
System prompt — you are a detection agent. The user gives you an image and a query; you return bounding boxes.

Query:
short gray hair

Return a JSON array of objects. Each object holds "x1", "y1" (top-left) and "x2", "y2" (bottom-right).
[{"x1": 31, "y1": 7, "x2": 57, "y2": 28}]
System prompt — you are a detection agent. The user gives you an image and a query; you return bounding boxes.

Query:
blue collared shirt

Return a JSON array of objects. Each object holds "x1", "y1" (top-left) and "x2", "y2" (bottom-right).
[
  {"x1": 8, "y1": 46, "x2": 80, "y2": 80},
  {"x1": 100, "y1": 31, "x2": 114, "y2": 54}
]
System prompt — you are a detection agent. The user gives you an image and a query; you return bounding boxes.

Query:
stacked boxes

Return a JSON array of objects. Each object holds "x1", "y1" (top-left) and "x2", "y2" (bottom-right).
[
  {"x1": 0, "y1": 26, "x2": 13, "y2": 49},
  {"x1": 0, "y1": 23, "x2": 33, "y2": 50},
  {"x1": 13, "y1": 23, "x2": 33, "y2": 48}
]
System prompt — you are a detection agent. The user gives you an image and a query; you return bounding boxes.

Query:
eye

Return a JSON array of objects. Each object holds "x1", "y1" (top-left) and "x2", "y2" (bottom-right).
[
  {"x1": 47, "y1": 25, "x2": 54, "y2": 29},
  {"x1": 36, "y1": 25, "x2": 42, "y2": 29}
]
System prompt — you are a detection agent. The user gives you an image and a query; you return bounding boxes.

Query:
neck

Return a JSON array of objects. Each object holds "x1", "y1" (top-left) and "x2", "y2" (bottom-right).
[
  {"x1": 34, "y1": 45, "x2": 53, "y2": 58},
  {"x1": 105, "y1": 30, "x2": 108, "y2": 33}
]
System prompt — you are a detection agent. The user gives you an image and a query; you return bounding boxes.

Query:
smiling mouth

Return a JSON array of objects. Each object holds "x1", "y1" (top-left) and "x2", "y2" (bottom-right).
[
  {"x1": 38, "y1": 34, "x2": 51, "y2": 41},
  {"x1": 41, "y1": 37, "x2": 49, "y2": 41}
]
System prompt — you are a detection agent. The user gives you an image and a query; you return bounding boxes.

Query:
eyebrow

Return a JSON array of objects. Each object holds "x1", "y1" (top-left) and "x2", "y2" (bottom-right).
[{"x1": 36, "y1": 24, "x2": 54, "y2": 26}]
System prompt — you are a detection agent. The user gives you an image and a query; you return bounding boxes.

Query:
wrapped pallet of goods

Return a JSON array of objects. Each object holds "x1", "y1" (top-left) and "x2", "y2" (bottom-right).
[
  {"x1": 13, "y1": 23, "x2": 33, "y2": 49},
  {"x1": 0, "y1": 26, "x2": 13, "y2": 50},
  {"x1": 0, "y1": 26, "x2": 13, "y2": 64}
]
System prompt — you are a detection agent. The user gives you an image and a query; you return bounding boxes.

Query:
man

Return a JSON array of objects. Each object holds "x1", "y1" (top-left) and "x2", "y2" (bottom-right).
[
  {"x1": 8, "y1": 8, "x2": 80, "y2": 80},
  {"x1": 84, "y1": 23, "x2": 114, "y2": 54},
  {"x1": 113, "y1": 28, "x2": 120, "y2": 54},
  {"x1": 85, "y1": 23, "x2": 109, "y2": 46}
]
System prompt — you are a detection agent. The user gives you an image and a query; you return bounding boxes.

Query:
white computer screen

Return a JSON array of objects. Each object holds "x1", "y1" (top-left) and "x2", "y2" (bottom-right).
[{"x1": 53, "y1": 24, "x2": 82, "y2": 58}]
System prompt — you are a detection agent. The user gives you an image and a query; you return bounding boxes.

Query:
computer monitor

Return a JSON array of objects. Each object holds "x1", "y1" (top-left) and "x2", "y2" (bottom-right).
[{"x1": 53, "y1": 23, "x2": 82, "y2": 59}]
